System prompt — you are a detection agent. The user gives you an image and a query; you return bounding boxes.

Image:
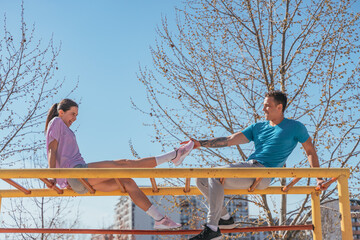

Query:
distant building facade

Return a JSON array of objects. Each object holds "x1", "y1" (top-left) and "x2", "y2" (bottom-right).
[
  {"x1": 351, "y1": 199, "x2": 360, "y2": 240},
  {"x1": 91, "y1": 195, "x2": 360, "y2": 239},
  {"x1": 321, "y1": 198, "x2": 360, "y2": 240},
  {"x1": 109, "y1": 195, "x2": 251, "y2": 240}
]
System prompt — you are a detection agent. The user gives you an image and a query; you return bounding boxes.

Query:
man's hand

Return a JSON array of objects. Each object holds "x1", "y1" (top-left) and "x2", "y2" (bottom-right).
[
  {"x1": 316, "y1": 178, "x2": 328, "y2": 191},
  {"x1": 181, "y1": 138, "x2": 201, "y2": 149}
]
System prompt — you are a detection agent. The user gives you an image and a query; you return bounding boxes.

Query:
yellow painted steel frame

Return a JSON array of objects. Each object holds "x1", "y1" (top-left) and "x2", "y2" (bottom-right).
[{"x1": 0, "y1": 168, "x2": 353, "y2": 239}]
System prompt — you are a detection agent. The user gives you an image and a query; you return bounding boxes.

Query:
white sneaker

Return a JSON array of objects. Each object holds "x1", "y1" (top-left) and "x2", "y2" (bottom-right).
[
  {"x1": 154, "y1": 216, "x2": 182, "y2": 230},
  {"x1": 172, "y1": 140, "x2": 194, "y2": 166}
]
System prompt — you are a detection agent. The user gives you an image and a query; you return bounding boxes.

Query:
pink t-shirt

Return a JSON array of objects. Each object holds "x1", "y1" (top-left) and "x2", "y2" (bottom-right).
[{"x1": 46, "y1": 117, "x2": 86, "y2": 188}]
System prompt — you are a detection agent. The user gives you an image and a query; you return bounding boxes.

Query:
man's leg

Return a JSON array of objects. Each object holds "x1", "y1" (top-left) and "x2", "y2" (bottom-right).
[
  {"x1": 207, "y1": 177, "x2": 226, "y2": 227},
  {"x1": 191, "y1": 160, "x2": 272, "y2": 239},
  {"x1": 196, "y1": 160, "x2": 272, "y2": 227},
  {"x1": 196, "y1": 178, "x2": 228, "y2": 218},
  {"x1": 222, "y1": 160, "x2": 272, "y2": 190},
  {"x1": 191, "y1": 178, "x2": 223, "y2": 240}
]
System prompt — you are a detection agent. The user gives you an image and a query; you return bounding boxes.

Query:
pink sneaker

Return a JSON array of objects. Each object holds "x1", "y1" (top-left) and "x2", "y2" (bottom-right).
[
  {"x1": 172, "y1": 140, "x2": 194, "y2": 166},
  {"x1": 154, "y1": 216, "x2": 182, "y2": 230}
]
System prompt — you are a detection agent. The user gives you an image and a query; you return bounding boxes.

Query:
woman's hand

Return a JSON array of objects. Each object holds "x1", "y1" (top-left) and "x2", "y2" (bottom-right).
[{"x1": 44, "y1": 178, "x2": 57, "y2": 190}]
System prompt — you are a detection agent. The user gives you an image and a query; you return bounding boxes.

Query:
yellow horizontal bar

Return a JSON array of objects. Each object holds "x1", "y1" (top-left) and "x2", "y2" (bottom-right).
[
  {"x1": 0, "y1": 168, "x2": 349, "y2": 179},
  {"x1": 0, "y1": 186, "x2": 318, "y2": 198}
]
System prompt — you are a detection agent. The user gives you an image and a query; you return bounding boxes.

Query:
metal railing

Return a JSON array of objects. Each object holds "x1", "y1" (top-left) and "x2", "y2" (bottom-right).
[{"x1": 0, "y1": 168, "x2": 353, "y2": 240}]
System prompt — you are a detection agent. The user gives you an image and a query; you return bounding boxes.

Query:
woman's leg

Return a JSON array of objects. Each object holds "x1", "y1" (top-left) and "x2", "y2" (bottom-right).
[
  {"x1": 85, "y1": 157, "x2": 157, "y2": 186},
  {"x1": 88, "y1": 178, "x2": 152, "y2": 211},
  {"x1": 87, "y1": 140, "x2": 194, "y2": 171},
  {"x1": 88, "y1": 177, "x2": 180, "y2": 228},
  {"x1": 80, "y1": 142, "x2": 194, "y2": 229},
  {"x1": 88, "y1": 157, "x2": 157, "y2": 169},
  {"x1": 87, "y1": 160, "x2": 154, "y2": 211},
  {"x1": 86, "y1": 139, "x2": 195, "y2": 185}
]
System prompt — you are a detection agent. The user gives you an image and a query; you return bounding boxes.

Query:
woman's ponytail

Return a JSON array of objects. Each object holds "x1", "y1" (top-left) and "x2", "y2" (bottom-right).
[{"x1": 45, "y1": 103, "x2": 59, "y2": 133}]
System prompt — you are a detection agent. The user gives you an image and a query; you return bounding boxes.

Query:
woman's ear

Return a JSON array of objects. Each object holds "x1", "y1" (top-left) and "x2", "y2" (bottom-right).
[{"x1": 58, "y1": 109, "x2": 64, "y2": 117}]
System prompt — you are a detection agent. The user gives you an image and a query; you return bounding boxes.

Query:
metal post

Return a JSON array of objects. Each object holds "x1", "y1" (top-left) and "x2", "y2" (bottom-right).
[
  {"x1": 337, "y1": 175, "x2": 353, "y2": 239},
  {"x1": 311, "y1": 191, "x2": 322, "y2": 240}
]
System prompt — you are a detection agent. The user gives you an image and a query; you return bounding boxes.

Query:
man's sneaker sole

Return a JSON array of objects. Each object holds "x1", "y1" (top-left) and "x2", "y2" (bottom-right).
[
  {"x1": 219, "y1": 223, "x2": 238, "y2": 229},
  {"x1": 202, "y1": 222, "x2": 238, "y2": 229},
  {"x1": 210, "y1": 237, "x2": 222, "y2": 240},
  {"x1": 154, "y1": 226, "x2": 181, "y2": 230}
]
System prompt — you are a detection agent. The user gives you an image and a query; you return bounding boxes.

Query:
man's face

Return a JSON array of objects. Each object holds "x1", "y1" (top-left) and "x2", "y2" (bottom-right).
[
  {"x1": 59, "y1": 106, "x2": 78, "y2": 127},
  {"x1": 262, "y1": 97, "x2": 283, "y2": 120}
]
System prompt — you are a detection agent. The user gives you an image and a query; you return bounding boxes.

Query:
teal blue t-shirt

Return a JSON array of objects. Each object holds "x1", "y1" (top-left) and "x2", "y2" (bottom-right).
[{"x1": 242, "y1": 118, "x2": 310, "y2": 168}]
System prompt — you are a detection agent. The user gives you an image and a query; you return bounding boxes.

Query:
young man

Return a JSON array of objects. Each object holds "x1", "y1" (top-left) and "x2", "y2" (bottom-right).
[{"x1": 188, "y1": 91, "x2": 326, "y2": 240}]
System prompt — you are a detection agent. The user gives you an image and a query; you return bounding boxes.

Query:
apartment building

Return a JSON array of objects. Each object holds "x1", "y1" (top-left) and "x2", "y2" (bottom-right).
[
  {"x1": 109, "y1": 195, "x2": 250, "y2": 240},
  {"x1": 321, "y1": 198, "x2": 360, "y2": 240}
]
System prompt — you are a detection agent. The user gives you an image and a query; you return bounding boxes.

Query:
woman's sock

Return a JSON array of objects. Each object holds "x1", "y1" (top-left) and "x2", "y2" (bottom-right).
[
  {"x1": 146, "y1": 205, "x2": 164, "y2": 221},
  {"x1": 155, "y1": 150, "x2": 176, "y2": 165}
]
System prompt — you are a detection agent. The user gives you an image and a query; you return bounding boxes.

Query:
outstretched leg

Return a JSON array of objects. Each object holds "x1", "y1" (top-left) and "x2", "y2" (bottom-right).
[
  {"x1": 87, "y1": 139, "x2": 194, "y2": 173},
  {"x1": 89, "y1": 178, "x2": 152, "y2": 211},
  {"x1": 79, "y1": 141, "x2": 194, "y2": 230},
  {"x1": 88, "y1": 157, "x2": 157, "y2": 169}
]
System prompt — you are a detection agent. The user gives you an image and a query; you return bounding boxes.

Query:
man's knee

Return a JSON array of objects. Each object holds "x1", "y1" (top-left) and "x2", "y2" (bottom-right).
[
  {"x1": 209, "y1": 177, "x2": 223, "y2": 186},
  {"x1": 196, "y1": 178, "x2": 208, "y2": 187},
  {"x1": 257, "y1": 179, "x2": 271, "y2": 190}
]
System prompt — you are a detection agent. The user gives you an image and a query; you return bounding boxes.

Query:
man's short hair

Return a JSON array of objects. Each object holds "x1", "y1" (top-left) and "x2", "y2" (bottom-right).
[{"x1": 265, "y1": 91, "x2": 287, "y2": 112}]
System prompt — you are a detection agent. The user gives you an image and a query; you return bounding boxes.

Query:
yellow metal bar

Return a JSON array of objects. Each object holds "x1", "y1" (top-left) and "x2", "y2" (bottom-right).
[
  {"x1": 150, "y1": 178, "x2": 159, "y2": 193},
  {"x1": 2, "y1": 179, "x2": 31, "y2": 194},
  {"x1": 114, "y1": 179, "x2": 126, "y2": 193},
  {"x1": 0, "y1": 186, "x2": 319, "y2": 198},
  {"x1": 40, "y1": 178, "x2": 64, "y2": 194},
  {"x1": 282, "y1": 178, "x2": 301, "y2": 192},
  {"x1": 311, "y1": 192, "x2": 322, "y2": 240},
  {"x1": 184, "y1": 178, "x2": 191, "y2": 193},
  {"x1": 0, "y1": 168, "x2": 349, "y2": 179},
  {"x1": 78, "y1": 178, "x2": 96, "y2": 194},
  {"x1": 0, "y1": 168, "x2": 352, "y2": 237},
  {"x1": 248, "y1": 178, "x2": 262, "y2": 192},
  {"x1": 337, "y1": 175, "x2": 353, "y2": 239}
]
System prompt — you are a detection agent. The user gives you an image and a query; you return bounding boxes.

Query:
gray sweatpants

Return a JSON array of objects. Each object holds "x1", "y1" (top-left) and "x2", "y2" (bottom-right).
[{"x1": 196, "y1": 160, "x2": 272, "y2": 226}]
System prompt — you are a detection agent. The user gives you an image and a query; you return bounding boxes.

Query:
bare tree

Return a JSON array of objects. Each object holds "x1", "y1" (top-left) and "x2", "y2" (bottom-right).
[
  {"x1": 136, "y1": 0, "x2": 360, "y2": 239},
  {"x1": 2, "y1": 151, "x2": 80, "y2": 240},
  {"x1": 0, "y1": 2, "x2": 68, "y2": 164},
  {"x1": 1, "y1": 3, "x2": 80, "y2": 239}
]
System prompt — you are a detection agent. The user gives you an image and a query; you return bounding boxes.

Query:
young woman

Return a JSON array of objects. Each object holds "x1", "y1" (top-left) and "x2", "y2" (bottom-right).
[{"x1": 45, "y1": 99, "x2": 194, "y2": 230}]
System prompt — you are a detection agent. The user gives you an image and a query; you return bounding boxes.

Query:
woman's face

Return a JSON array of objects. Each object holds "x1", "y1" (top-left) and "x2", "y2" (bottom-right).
[{"x1": 59, "y1": 106, "x2": 78, "y2": 127}]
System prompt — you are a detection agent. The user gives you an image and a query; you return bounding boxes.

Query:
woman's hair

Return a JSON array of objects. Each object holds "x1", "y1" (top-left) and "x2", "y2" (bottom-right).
[{"x1": 45, "y1": 99, "x2": 78, "y2": 132}]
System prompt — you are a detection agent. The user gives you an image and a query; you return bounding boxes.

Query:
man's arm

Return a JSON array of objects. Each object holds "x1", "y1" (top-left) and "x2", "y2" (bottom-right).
[
  {"x1": 48, "y1": 139, "x2": 58, "y2": 168},
  {"x1": 301, "y1": 137, "x2": 326, "y2": 189},
  {"x1": 196, "y1": 132, "x2": 249, "y2": 149}
]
